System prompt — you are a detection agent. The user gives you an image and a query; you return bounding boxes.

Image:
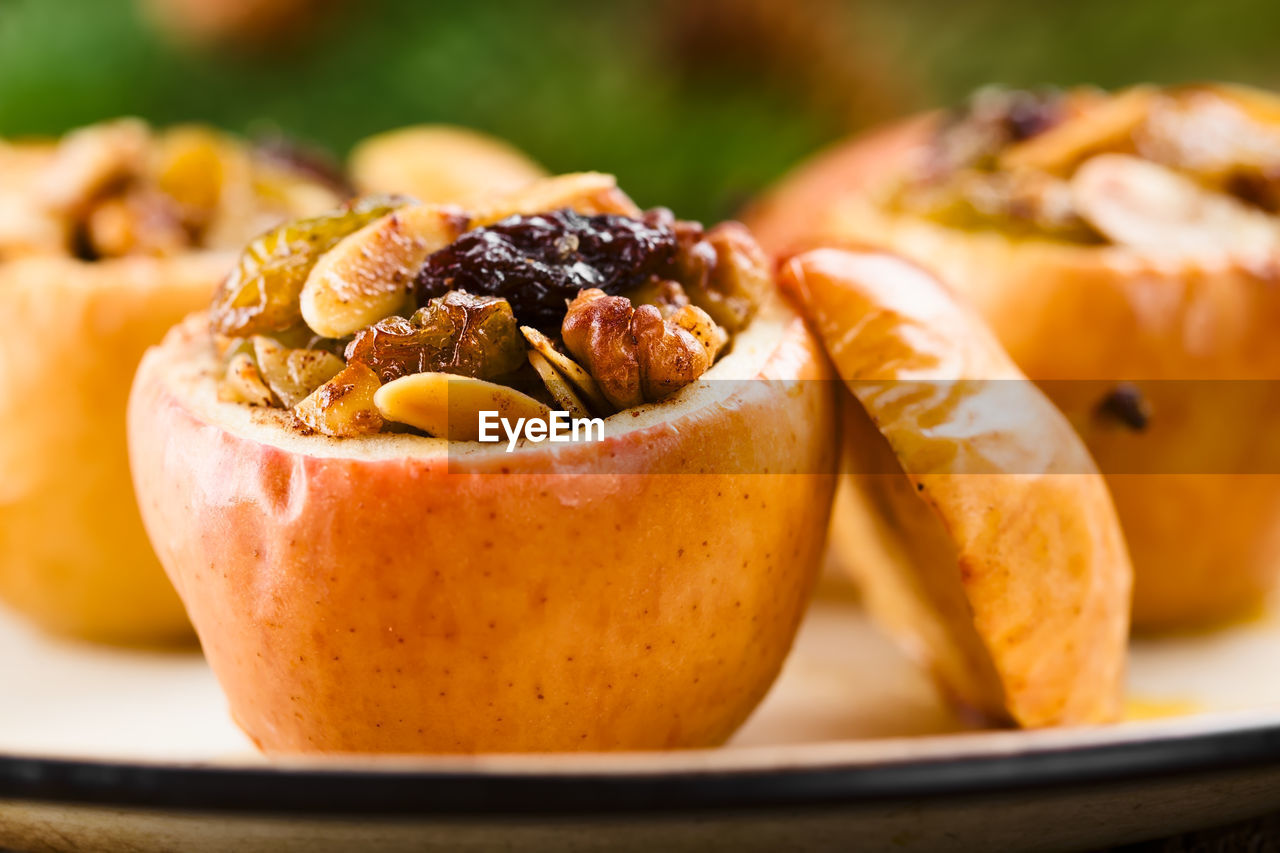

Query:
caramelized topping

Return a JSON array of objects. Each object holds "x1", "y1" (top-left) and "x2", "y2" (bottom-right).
[
  {"x1": 1, "y1": 120, "x2": 341, "y2": 263},
  {"x1": 896, "y1": 85, "x2": 1280, "y2": 251},
  {"x1": 212, "y1": 176, "x2": 764, "y2": 439}
]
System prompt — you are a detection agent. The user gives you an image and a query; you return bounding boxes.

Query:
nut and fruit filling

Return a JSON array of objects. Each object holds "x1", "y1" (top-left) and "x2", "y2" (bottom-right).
[
  {"x1": 0, "y1": 119, "x2": 344, "y2": 262},
  {"x1": 892, "y1": 85, "x2": 1280, "y2": 253},
  {"x1": 208, "y1": 177, "x2": 768, "y2": 438}
]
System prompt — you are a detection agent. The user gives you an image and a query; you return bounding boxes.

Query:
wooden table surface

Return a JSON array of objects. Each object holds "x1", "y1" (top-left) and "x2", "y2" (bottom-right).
[{"x1": 1109, "y1": 813, "x2": 1280, "y2": 852}]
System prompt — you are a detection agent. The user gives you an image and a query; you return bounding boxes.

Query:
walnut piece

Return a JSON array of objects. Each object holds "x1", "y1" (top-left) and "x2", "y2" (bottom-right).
[
  {"x1": 561, "y1": 288, "x2": 726, "y2": 410},
  {"x1": 674, "y1": 221, "x2": 767, "y2": 332}
]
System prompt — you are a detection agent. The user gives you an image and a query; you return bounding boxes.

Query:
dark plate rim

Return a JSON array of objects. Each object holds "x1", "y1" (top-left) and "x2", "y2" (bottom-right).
[{"x1": 3, "y1": 717, "x2": 1280, "y2": 816}]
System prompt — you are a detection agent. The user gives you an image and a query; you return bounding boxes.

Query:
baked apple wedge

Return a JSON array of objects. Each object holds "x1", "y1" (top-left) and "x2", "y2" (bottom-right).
[
  {"x1": 782, "y1": 248, "x2": 1131, "y2": 727},
  {"x1": 128, "y1": 175, "x2": 838, "y2": 753}
]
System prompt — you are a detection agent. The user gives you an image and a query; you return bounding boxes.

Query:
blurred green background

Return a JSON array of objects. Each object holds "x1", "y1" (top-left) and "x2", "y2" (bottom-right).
[{"x1": 2, "y1": 0, "x2": 1278, "y2": 221}]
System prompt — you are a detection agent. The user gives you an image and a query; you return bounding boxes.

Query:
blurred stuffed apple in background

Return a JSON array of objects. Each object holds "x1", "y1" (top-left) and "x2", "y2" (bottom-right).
[
  {"x1": 750, "y1": 84, "x2": 1280, "y2": 633},
  {"x1": 0, "y1": 120, "x2": 342, "y2": 645}
]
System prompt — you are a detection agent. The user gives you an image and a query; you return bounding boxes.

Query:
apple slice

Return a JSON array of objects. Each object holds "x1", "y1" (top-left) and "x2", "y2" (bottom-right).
[{"x1": 782, "y1": 248, "x2": 1132, "y2": 727}]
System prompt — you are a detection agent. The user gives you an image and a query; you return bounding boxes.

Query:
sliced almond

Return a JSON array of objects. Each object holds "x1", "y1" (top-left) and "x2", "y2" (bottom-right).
[
  {"x1": 286, "y1": 348, "x2": 347, "y2": 403},
  {"x1": 218, "y1": 352, "x2": 276, "y2": 407},
  {"x1": 252, "y1": 336, "x2": 345, "y2": 408},
  {"x1": 293, "y1": 362, "x2": 384, "y2": 437},
  {"x1": 1072, "y1": 153, "x2": 1280, "y2": 258},
  {"x1": 527, "y1": 350, "x2": 591, "y2": 419},
  {"x1": 470, "y1": 172, "x2": 640, "y2": 226},
  {"x1": 300, "y1": 203, "x2": 464, "y2": 338},
  {"x1": 999, "y1": 86, "x2": 1157, "y2": 173},
  {"x1": 520, "y1": 325, "x2": 613, "y2": 414},
  {"x1": 373, "y1": 372, "x2": 550, "y2": 442},
  {"x1": 1135, "y1": 90, "x2": 1280, "y2": 178}
]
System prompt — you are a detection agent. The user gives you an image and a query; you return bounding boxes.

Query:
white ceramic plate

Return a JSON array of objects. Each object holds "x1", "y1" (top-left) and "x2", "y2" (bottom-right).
[{"x1": 2, "y1": 578, "x2": 1279, "y2": 852}]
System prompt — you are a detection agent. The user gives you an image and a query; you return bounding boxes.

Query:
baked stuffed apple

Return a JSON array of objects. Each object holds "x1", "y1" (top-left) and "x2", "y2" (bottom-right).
[
  {"x1": 128, "y1": 173, "x2": 838, "y2": 753},
  {"x1": 0, "y1": 120, "x2": 343, "y2": 644},
  {"x1": 782, "y1": 248, "x2": 1132, "y2": 726},
  {"x1": 750, "y1": 84, "x2": 1280, "y2": 632}
]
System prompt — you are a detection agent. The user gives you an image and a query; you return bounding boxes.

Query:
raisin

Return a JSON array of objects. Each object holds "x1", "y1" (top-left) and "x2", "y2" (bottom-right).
[
  {"x1": 1003, "y1": 90, "x2": 1065, "y2": 141},
  {"x1": 210, "y1": 194, "x2": 408, "y2": 338},
  {"x1": 927, "y1": 88, "x2": 1066, "y2": 178},
  {"x1": 345, "y1": 290, "x2": 525, "y2": 383},
  {"x1": 414, "y1": 208, "x2": 678, "y2": 330},
  {"x1": 1095, "y1": 382, "x2": 1151, "y2": 432}
]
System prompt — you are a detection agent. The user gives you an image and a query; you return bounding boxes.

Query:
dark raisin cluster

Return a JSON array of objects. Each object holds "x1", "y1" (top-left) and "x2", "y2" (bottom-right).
[{"x1": 414, "y1": 208, "x2": 678, "y2": 330}]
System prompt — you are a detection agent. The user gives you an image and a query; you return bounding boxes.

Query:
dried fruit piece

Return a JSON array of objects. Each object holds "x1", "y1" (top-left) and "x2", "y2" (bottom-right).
[
  {"x1": 926, "y1": 88, "x2": 1070, "y2": 178},
  {"x1": 150, "y1": 125, "x2": 244, "y2": 234},
  {"x1": 520, "y1": 326, "x2": 612, "y2": 414},
  {"x1": 293, "y1": 362, "x2": 384, "y2": 438},
  {"x1": 561, "y1": 289, "x2": 720, "y2": 409},
  {"x1": 527, "y1": 350, "x2": 591, "y2": 419},
  {"x1": 469, "y1": 172, "x2": 640, "y2": 226},
  {"x1": 252, "y1": 336, "x2": 345, "y2": 408},
  {"x1": 84, "y1": 189, "x2": 190, "y2": 258},
  {"x1": 217, "y1": 352, "x2": 276, "y2": 407},
  {"x1": 1072, "y1": 153, "x2": 1280, "y2": 257},
  {"x1": 210, "y1": 195, "x2": 407, "y2": 339},
  {"x1": 300, "y1": 203, "x2": 466, "y2": 338},
  {"x1": 416, "y1": 208, "x2": 679, "y2": 330},
  {"x1": 346, "y1": 290, "x2": 525, "y2": 383},
  {"x1": 373, "y1": 372, "x2": 551, "y2": 441}
]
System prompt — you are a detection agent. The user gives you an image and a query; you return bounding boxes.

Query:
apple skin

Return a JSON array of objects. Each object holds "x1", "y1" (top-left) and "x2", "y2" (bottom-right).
[
  {"x1": 128, "y1": 308, "x2": 837, "y2": 753},
  {"x1": 746, "y1": 100, "x2": 1280, "y2": 634},
  {"x1": 0, "y1": 253, "x2": 232, "y2": 645}
]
